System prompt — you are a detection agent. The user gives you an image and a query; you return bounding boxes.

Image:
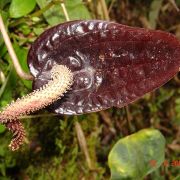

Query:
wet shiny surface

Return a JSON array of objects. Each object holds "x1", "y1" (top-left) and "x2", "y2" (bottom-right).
[{"x1": 28, "y1": 20, "x2": 180, "y2": 115}]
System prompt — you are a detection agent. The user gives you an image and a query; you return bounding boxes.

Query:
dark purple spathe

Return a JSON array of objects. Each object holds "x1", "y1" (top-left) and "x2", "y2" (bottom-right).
[{"x1": 28, "y1": 20, "x2": 180, "y2": 115}]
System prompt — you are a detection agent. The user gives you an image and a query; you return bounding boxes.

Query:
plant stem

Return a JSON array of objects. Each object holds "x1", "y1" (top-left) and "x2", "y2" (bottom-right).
[
  {"x1": 61, "y1": 2, "x2": 70, "y2": 21},
  {"x1": 0, "y1": 68, "x2": 5, "y2": 83},
  {"x1": 31, "y1": 0, "x2": 59, "y2": 17},
  {"x1": 75, "y1": 120, "x2": 93, "y2": 170},
  {"x1": 20, "y1": 113, "x2": 58, "y2": 119},
  {"x1": 125, "y1": 107, "x2": 133, "y2": 134},
  {"x1": 168, "y1": 0, "x2": 179, "y2": 12},
  {"x1": 0, "y1": 14, "x2": 33, "y2": 80},
  {"x1": 99, "y1": 0, "x2": 110, "y2": 20},
  {"x1": 108, "y1": 0, "x2": 115, "y2": 14},
  {"x1": 0, "y1": 66, "x2": 12, "y2": 99}
]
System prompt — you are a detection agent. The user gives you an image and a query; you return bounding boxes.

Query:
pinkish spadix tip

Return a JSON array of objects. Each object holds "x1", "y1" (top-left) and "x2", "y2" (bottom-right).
[{"x1": 0, "y1": 65, "x2": 73, "y2": 150}]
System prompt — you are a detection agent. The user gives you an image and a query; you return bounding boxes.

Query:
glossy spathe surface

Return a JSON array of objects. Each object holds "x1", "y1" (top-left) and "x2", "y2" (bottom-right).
[{"x1": 28, "y1": 20, "x2": 180, "y2": 115}]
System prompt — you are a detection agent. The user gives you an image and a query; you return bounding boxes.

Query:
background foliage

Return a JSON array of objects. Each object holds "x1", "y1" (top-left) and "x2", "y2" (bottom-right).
[{"x1": 0, "y1": 0, "x2": 180, "y2": 179}]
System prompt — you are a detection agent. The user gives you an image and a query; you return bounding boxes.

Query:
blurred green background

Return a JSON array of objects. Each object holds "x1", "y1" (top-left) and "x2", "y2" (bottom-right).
[{"x1": 0, "y1": 0, "x2": 180, "y2": 179}]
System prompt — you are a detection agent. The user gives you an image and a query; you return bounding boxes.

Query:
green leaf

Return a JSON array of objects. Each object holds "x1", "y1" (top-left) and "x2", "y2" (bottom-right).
[
  {"x1": 36, "y1": 0, "x2": 63, "y2": 25},
  {"x1": 18, "y1": 24, "x2": 31, "y2": 35},
  {"x1": 36, "y1": 0, "x2": 91, "y2": 26},
  {"x1": 108, "y1": 129, "x2": 165, "y2": 180},
  {"x1": 66, "y1": 0, "x2": 91, "y2": 21},
  {"x1": 33, "y1": 27, "x2": 44, "y2": 35},
  {"x1": 9, "y1": 0, "x2": 36, "y2": 18}
]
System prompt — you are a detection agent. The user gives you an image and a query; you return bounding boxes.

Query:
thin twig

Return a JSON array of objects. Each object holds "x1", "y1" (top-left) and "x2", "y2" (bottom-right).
[
  {"x1": 0, "y1": 14, "x2": 33, "y2": 80},
  {"x1": 108, "y1": 0, "x2": 115, "y2": 14},
  {"x1": 174, "y1": 74, "x2": 180, "y2": 85},
  {"x1": 139, "y1": 16, "x2": 152, "y2": 29},
  {"x1": 0, "y1": 66, "x2": 12, "y2": 99},
  {"x1": 0, "y1": 68, "x2": 5, "y2": 83},
  {"x1": 167, "y1": 144, "x2": 180, "y2": 151},
  {"x1": 61, "y1": 3, "x2": 70, "y2": 21},
  {"x1": 20, "y1": 113, "x2": 58, "y2": 119},
  {"x1": 75, "y1": 121, "x2": 93, "y2": 170},
  {"x1": 31, "y1": 0, "x2": 59, "y2": 17},
  {"x1": 99, "y1": 0, "x2": 110, "y2": 20},
  {"x1": 125, "y1": 106, "x2": 133, "y2": 133},
  {"x1": 99, "y1": 111, "x2": 116, "y2": 134},
  {"x1": 168, "y1": 0, "x2": 179, "y2": 12}
]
